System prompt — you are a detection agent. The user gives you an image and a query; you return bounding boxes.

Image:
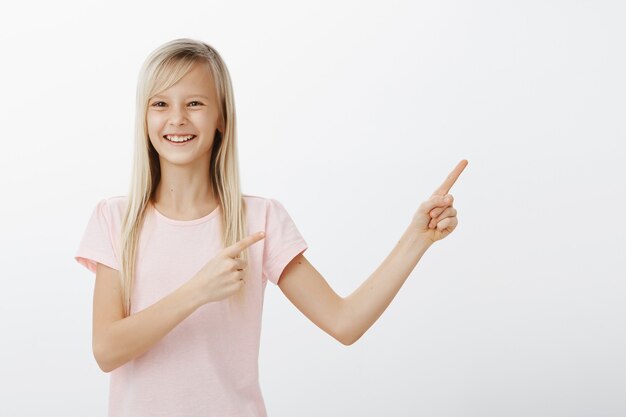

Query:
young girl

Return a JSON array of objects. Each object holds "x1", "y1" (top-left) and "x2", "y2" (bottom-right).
[{"x1": 75, "y1": 38, "x2": 467, "y2": 417}]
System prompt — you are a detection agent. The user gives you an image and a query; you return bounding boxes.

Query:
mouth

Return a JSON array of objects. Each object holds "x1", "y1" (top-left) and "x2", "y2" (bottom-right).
[{"x1": 163, "y1": 134, "x2": 197, "y2": 144}]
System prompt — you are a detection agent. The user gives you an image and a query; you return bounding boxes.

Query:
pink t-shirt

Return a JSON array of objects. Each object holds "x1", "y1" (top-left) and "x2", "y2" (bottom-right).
[{"x1": 74, "y1": 194, "x2": 308, "y2": 417}]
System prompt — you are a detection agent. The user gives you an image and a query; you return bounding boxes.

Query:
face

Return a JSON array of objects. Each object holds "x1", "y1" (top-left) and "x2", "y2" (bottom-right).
[{"x1": 146, "y1": 61, "x2": 223, "y2": 166}]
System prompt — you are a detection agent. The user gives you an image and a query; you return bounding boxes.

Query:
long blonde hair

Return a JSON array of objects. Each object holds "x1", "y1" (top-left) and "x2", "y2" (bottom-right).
[{"x1": 119, "y1": 38, "x2": 249, "y2": 317}]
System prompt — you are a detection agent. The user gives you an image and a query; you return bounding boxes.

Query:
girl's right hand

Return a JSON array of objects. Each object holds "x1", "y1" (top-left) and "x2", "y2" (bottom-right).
[{"x1": 189, "y1": 231, "x2": 266, "y2": 306}]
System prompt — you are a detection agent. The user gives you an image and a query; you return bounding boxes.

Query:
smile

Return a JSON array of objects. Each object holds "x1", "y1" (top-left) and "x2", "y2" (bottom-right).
[{"x1": 164, "y1": 135, "x2": 196, "y2": 143}]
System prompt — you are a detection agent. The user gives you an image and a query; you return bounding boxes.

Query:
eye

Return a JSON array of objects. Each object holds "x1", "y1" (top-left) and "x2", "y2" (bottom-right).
[{"x1": 149, "y1": 101, "x2": 203, "y2": 108}]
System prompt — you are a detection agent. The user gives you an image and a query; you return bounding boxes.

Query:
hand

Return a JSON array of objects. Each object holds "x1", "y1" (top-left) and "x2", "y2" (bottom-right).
[
  {"x1": 410, "y1": 159, "x2": 468, "y2": 245},
  {"x1": 189, "y1": 231, "x2": 266, "y2": 305}
]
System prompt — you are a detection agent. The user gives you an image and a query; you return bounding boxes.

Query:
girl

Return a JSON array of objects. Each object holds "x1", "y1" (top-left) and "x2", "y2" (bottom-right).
[{"x1": 75, "y1": 38, "x2": 467, "y2": 417}]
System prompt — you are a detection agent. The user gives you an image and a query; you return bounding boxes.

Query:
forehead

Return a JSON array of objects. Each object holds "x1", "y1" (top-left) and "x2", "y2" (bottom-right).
[{"x1": 153, "y1": 61, "x2": 216, "y2": 98}]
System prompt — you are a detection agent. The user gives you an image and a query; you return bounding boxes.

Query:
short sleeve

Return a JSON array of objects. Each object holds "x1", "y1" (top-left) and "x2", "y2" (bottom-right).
[
  {"x1": 74, "y1": 198, "x2": 120, "y2": 273},
  {"x1": 262, "y1": 198, "x2": 308, "y2": 285}
]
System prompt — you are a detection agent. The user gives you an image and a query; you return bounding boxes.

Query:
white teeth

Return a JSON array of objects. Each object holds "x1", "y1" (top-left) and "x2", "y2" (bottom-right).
[{"x1": 165, "y1": 135, "x2": 195, "y2": 142}]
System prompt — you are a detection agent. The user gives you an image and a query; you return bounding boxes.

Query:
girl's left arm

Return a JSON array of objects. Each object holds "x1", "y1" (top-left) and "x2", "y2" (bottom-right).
[
  {"x1": 278, "y1": 160, "x2": 467, "y2": 346},
  {"x1": 278, "y1": 227, "x2": 432, "y2": 346}
]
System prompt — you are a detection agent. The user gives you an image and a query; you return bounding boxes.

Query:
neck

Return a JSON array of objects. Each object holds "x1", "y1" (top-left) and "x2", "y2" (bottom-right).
[{"x1": 153, "y1": 159, "x2": 218, "y2": 213}]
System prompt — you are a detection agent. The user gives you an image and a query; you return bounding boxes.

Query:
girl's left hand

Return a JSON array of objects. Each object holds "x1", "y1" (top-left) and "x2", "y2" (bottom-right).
[{"x1": 410, "y1": 159, "x2": 468, "y2": 245}]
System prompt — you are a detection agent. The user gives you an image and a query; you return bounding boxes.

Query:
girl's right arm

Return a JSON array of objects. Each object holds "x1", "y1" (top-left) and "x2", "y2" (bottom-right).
[
  {"x1": 92, "y1": 262, "x2": 202, "y2": 373},
  {"x1": 92, "y1": 232, "x2": 265, "y2": 373}
]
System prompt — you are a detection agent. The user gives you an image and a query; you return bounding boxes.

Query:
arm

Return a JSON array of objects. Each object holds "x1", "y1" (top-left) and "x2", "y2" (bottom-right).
[
  {"x1": 93, "y1": 263, "x2": 202, "y2": 373},
  {"x1": 279, "y1": 160, "x2": 466, "y2": 346},
  {"x1": 339, "y1": 161, "x2": 466, "y2": 343},
  {"x1": 340, "y1": 227, "x2": 431, "y2": 345},
  {"x1": 278, "y1": 228, "x2": 431, "y2": 346},
  {"x1": 93, "y1": 230, "x2": 267, "y2": 372}
]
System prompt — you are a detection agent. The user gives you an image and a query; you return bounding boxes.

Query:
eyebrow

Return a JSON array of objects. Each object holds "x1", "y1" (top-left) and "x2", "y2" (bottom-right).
[{"x1": 150, "y1": 94, "x2": 210, "y2": 100}]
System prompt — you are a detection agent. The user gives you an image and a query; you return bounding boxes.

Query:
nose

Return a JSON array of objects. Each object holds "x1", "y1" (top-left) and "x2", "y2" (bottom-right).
[{"x1": 168, "y1": 104, "x2": 187, "y2": 126}]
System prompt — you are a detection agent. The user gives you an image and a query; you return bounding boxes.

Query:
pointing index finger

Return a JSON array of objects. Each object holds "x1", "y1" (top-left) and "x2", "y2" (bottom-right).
[
  {"x1": 224, "y1": 231, "x2": 266, "y2": 258},
  {"x1": 432, "y1": 159, "x2": 468, "y2": 196}
]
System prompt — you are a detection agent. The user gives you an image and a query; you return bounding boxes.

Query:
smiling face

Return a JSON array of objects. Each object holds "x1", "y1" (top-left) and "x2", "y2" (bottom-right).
[{"x1": 146, "y1": 60, "x2": 224, "y2": 167}]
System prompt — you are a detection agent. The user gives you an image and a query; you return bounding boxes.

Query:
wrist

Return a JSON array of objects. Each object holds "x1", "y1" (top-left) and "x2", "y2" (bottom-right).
[
  {"x1": 399, "y1": 225, "x2": 432, "y2": 254},
  {"x1": 180, "y1": 278, "x2": 204, "y2": 311}
]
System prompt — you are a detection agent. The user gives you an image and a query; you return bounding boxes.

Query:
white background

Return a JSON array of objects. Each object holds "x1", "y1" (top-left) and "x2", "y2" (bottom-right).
[{"x1": 1, "y1": 0, "x2": 624, "y2": 416}]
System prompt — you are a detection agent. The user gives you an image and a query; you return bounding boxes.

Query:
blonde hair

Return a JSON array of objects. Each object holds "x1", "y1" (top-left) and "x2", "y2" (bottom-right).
[{"x1": 119, "y1": 38, "x2": 249, "y2": 317}]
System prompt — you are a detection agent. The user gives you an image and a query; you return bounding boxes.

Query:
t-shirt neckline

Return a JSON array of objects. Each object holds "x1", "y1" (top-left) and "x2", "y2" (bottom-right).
[{"x1": 150, "y1": 201, "x2": 220, "y2": 226}]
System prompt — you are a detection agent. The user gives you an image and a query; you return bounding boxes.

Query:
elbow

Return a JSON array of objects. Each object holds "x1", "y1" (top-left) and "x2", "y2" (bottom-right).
[
  {"x1": 339, "y1": 336, "x2": 355, "y2": 346},
  {"x1": 336, "y1": 321, "x2": 360, "y2": 346},
  {"x1": 94, "y1": 353, "x2": 118, "y2": 374},
  {"x1": 335, "y1": 299, "x2": 357, "y2": 346},
  {"x1": 338, "y1": 330, "x2": 361, "y2": 346},
  {"x1": 93, "y1": 338, "x2": 117, "y2": 373},
  {"x1": 97, "y1": 361, "x2": 114, "y2": 374},
  {"x1": 336, "y1": 298, "x2": 361, "y2": 346},
  {"x1": 93, "y1": 346, "x2": 112, "y2": 373}
]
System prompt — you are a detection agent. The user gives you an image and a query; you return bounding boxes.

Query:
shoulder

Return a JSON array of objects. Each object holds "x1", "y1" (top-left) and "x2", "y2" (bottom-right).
[
  {"x1": 242, "y1": 193, "x2": 273, "y2": 210},
  {"x1": 243, "y1": 193, "x2": 269, "y2": 203},
  {"x1": 105, "y1": 195, "x2": 128, "y2": 205},
  {"x1": 243, "y1": 194, "x2": 303, "y2": 230},
  {"x1": 98, "y1": 195, "x2": 128, "y2": 226},
  {"x1": 243, "y1": 193, "x2": 291, "y2": 212},
  {"x1": 103, "y1": 194, "x2": 128, "y2": 210}
]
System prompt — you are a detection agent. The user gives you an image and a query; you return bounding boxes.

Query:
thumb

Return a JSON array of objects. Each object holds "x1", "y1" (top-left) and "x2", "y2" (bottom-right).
[{"x1": 421, "y1": 194, "x2": 451, "y2": 213}]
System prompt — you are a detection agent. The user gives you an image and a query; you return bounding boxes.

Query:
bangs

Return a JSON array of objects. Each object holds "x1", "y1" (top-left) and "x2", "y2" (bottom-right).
[{"x1": 148, "y1": 53, "x2": 199, "y2": 99}]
